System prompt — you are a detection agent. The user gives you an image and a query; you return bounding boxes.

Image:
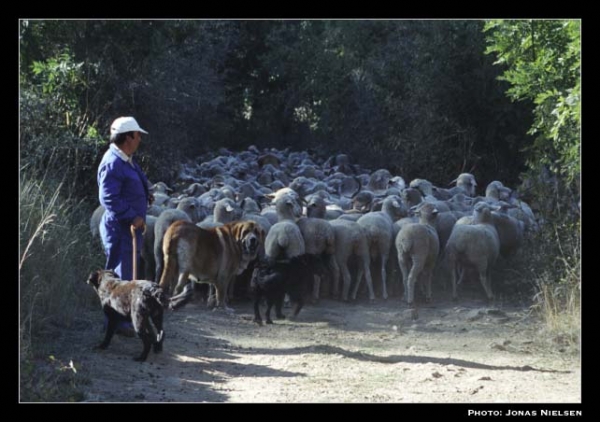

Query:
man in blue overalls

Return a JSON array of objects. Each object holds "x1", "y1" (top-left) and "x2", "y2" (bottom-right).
[{"x1": 97, "y1": 116, "x2": 154, "y2": 335}]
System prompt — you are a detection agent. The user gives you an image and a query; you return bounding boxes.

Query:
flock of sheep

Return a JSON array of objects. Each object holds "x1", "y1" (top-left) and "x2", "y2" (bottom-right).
[{"x1": 91, "y1": 145, "x2": 538, "y2": 319}]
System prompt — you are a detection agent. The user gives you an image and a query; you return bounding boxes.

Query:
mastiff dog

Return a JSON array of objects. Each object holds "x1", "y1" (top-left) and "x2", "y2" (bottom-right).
[{"x1": 159, "y1": 220, "x2": 264, "y2": 310}]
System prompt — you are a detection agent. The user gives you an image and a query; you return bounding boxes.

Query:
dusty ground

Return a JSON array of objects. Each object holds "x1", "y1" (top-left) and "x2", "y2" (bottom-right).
[{"x1": 42, "y1": 283, "x2": 581, "y2": 404}]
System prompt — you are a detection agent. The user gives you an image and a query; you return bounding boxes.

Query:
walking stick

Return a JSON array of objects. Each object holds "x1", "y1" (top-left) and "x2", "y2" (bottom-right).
[
  {"x1": 130, "y1": 223, "x2": 147, "y2": 280},
  {"x1": 130, "y1": 225, "x2": 138, "y2": 280}
]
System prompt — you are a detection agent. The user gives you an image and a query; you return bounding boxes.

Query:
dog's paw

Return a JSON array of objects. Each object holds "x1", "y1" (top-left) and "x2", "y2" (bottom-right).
[
  {"x1": 133, "y1": 355, "x2": 147, "y2": 362},
  {"x1": 266, "y1": 319, "x2": 273, "y2": 324},
  {"x1": 153, "y1": 343, "x2": 163, "y2": 354},
  {"x1": 95, "y1": 342, "x2": 109, "y2": 350},
  {"x1": 253, "y1": 318, "x2": 263, "y2": 326},
  {"x1": 276, "y1": 313, "x2": 286, "y2": 320}
]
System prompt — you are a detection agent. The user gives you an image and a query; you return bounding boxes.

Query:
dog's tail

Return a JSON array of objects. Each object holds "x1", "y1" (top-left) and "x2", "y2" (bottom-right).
[
  {"x1": 167, "y1": 282, "x2": 194, "y2": 310},
  {"x1": 158, "y1": 227, "x2": 179, "y2": 294}
]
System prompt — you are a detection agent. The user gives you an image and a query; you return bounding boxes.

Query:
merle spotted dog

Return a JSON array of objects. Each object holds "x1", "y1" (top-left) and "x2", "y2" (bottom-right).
[{"x1": 86, "y1": 269, "x2": 193, "y2": 361}]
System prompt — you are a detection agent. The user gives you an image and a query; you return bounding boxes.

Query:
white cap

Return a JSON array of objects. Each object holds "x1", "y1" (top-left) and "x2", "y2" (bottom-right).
[{"x1": 110, "y1": 116, "x2": 148, "y2": 136}]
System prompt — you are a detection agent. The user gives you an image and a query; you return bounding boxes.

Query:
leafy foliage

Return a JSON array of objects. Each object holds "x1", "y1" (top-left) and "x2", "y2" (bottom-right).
[
  {"x1": 484, "y1": 19, "x2": 580, "y2": 185},
  {"x1": 484, "y1": 20, "x2": 580, "y2": 337}
]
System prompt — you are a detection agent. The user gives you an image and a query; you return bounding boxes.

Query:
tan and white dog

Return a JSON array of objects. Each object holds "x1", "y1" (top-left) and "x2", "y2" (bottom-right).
[{"x1": 159, "y1": 220, "x2": 264, "y2": 310}]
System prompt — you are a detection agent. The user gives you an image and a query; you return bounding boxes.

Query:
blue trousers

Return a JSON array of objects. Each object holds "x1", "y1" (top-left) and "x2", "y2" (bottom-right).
[
  {"x1": 99, "y1": 220, "x2": 143, "y2": 332},
  {"x1": 99, "y1": 220, "x2": 143, "y2": 280}
]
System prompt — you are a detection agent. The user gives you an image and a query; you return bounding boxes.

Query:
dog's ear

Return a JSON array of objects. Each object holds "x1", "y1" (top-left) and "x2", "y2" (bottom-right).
[
  {"x1": 256, "y1": 224, "x2": 266, "y2": 246},
  {"x1": 87, "y1": 270, "x2": 101, "y2": 288},
  {"x1": 231, "y1": 222, "x2": 244, "y2": 241}
]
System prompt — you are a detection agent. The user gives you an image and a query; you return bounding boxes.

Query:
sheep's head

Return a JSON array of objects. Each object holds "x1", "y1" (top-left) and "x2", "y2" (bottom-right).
[
  {"x1": 454, "y1": 173, "x2": 477, "y2": 197},
  {"x1": 473, "y1": 202, "x2": 494, "y2": 223},
  {"x1": 412, "y1": 202, "x2": 438, "y2": 223}
]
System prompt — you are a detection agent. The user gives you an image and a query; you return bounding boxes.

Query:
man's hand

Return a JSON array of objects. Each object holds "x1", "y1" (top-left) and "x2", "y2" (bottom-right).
[{"x1": 148, "y1": 193, "x2": 155, "y2": 205}]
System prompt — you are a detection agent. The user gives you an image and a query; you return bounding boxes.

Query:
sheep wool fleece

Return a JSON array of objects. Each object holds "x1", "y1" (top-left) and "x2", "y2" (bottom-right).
[{"x1": 97, "y1": 144, "x2": 150, "y2": 280}]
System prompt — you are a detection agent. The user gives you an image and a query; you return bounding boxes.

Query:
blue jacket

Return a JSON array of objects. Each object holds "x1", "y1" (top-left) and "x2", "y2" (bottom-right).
[{"x1": 97, "y1": 146, "x2": 150, "y2": 226}]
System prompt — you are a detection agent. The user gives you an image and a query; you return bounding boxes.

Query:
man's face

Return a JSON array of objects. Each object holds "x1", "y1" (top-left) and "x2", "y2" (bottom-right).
[{"x1": 127, "y1": 131, "x2": 142, "y2": 153}]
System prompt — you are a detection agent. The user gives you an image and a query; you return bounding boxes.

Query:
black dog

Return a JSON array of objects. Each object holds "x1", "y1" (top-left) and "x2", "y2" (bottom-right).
[
  {"x1": 86, "y1": 269, "x2": 193, "y2": 361},
  {"x1": 251, "y1": 255, "x2": 311, "y2": 325}
]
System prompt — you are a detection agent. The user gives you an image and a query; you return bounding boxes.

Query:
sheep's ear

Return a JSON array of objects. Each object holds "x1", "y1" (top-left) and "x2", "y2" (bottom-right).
[{"x1": 448, "y1": 178, "x2": 458, "y2": 186}]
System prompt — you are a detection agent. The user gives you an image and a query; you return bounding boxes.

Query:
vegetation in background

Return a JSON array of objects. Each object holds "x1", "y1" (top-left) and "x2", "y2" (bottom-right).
[
  {"x1": 20, "y1": 158, "x2": 102, "y2": 401},
  {"x1": 484, "y1": 19, "x2": 580, "y2": 344}
]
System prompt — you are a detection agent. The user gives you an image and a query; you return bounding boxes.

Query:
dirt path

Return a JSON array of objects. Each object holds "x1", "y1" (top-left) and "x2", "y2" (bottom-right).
[{"x1": 56, "y1": 289, "x2": 580, "y2": 403}]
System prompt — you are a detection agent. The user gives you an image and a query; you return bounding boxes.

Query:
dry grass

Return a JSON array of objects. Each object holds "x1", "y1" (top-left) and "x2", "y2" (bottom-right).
[
  {"x1": 530, "y1": 221, "x2": 581, "y2": 352},
  {"x1": 20, "y1": 166, "x2": 103, "y2": 401}
]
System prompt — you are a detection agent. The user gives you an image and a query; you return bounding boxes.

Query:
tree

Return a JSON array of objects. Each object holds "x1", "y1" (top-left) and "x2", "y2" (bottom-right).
[{"x1": 484, "y1": 20, "x2": 580, "y2": 189}]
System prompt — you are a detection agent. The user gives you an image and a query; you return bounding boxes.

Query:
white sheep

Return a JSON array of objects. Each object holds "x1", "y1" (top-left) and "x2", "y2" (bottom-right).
[
  {"x1": 328, "y1": 219, "x2": 375, "y2": 301},
  {"x1": 90, "y1": 205, "x2": 105, "y2": 239},
  {"x1": 296, "y1": 217, "x2": 337, "y2": 302},
  {"x1": 395, "y1": 202, "x2": 440, "y2": 312},
  {"x1": 264, "y1": 221, "x2": 306, "y2": 261},
  {"x1": 450, "y1": 173, "x2": 477, "y2": 197},
  {"x1": 153, "y1": 209, "x2": 193, "y2": 282},
  {"x1": 445, "y1": 202, "x2": 500, "y2": 301},
  {"x1": 356, "y1": 196, "x2": 401, "y2": 300}
]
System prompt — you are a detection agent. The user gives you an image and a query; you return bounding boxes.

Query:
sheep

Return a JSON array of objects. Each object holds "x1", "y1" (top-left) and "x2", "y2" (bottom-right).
[
  {"x1": 212, "y1": 198, "x2": 243, "y2": 225},
  {"x1": 327, "y1": 219, "x2": 375, "y2": 301},
  {"x1": 450, "y1": 173, "x2": 477, "y2": 197},
  {"x1": 90, "y1": 205, "x2": 105, "y2": 239},
  {"x1": 151, "y1": 181, "x2": 173, "y2": 194},
  {"x1": 153, "y1": 209, "x2": 192, "y2": 282},
  {"x1": 147, "y1": 204, "x2": 164, "y2": 217},
  {"x1": 447, "y1": 193, "x2": 473, "y2": 212},
  {"x1": 152, "y1": 192, "x2": 171, "y2": 207},
  {"x1": 273, "y1": 190, "x2": 303, "y2": 222},
  {"x1": 258, "y1": 153, "x2": 282, "y2": 168},
  {"x1": 183, "y1": 182, "x2": 207, "y2": 197},
  {"x1": 409, "y1": 178, "x2": 435, "y2": 197},
  {"x1": 241, "y1": 198, "x2": 273, "y2": 235},
  {"x1": 395, "y1": 202, "x2": 440, "y2": 313},
  {"x1": 336, "y1": 213, "x2": 363, "y2": 222},
  {"x1": 338, "y1": 175, "x2": 362, "y2": 198},
  {"x1": 351, "y1": 190, "x2": 375, "y2": 213},
  {"x1": 324, "y1": 153, "x2": 356, "y2": 175},
  {"x1": 265, "y1": 221, "x2": 306, "y2": 261},
  {"x1": 367, "y1": 169, "x2": 393, "y2": 194},
  {"x1": 296, "y1": 216, "x2": 337, "y2": 302},
  {"x1": 305, "y1": 195, "x2": 345, "y2": 220},
  {"x1": 445, "y1": 202, "x2": 500, "y2": 301},
  {"x1": 260, "y1": 207, "x2": 279, "y2": 227},
  {"x1": 491, "y1": 202, "x2": 525, "y2": 259},
  {"x1": 400, "y1": 187, "x2": 423, "y2": 209},
  {"x1": 355, "y1": 198, "x2": 403, "y2": 300}
]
